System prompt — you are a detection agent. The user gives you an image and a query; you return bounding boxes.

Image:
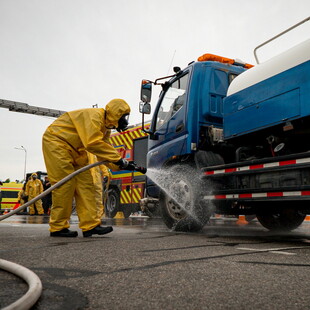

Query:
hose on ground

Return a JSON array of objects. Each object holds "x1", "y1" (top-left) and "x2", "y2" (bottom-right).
[
  {"x1": 0, "y1": 160, "x2": 109, "y2": 309},
  {"x1": 0, "y1": 259, "x2": 42, "y2": 310},
  {"x1": 0, "y1": 160, "x2": 108, "y2": 221}
]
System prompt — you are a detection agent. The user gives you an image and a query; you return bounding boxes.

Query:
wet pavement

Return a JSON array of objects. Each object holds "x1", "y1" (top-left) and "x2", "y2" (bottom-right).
[{"x1": 1, "y1": 215, "x2": 310, "y2": 309}]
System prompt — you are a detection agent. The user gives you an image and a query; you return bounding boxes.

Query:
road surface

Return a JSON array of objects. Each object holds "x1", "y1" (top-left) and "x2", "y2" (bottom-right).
[{"x1": 1, "y1": 215, "x2": 310, "y2": 309}]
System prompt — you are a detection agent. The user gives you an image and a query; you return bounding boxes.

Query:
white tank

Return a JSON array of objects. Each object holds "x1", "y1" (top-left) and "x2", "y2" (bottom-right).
[{"x1": 227, "y1": 39, "x2": 310, "y2": 96}]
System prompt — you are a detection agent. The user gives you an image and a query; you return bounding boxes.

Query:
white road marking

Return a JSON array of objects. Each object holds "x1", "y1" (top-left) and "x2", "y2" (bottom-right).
[
  {"x1": 269, "y1": 251, "x2": 296, "y2": 255},
  {"x1": 236, "y1": 246, "x2": 307, "y2": 255}
]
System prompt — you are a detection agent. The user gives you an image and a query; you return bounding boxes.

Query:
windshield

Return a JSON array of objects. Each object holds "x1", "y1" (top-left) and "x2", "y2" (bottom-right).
[{"x1": 156, "y1": 73, "x2": 189, "y2": 130}]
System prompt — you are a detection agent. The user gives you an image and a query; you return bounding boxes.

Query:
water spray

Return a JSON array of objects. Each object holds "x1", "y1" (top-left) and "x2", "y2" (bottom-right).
[{"x1": 146, "y1": 166, "x2": 213, "y2": 231}]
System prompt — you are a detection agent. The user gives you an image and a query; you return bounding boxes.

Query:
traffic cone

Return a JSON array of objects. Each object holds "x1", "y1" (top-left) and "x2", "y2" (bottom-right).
[
  {"x1": 305, "y1": 215, "x2": 310, "y2": 222},
  {"x1": 3, "y1": 209, "x2": 10, "y2": 215},
  {"x1": 13, "y1": 203, "x2": 20, "y2": 210},
  {"x1": 115, "y1": 212, "x2": 125, "y2": 219},
  {"x1": 236, "y1": 215, "x2": 249, "y2": 225}
]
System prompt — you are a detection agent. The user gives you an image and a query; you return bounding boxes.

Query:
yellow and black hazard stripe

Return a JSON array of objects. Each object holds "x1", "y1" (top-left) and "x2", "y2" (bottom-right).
[
  {"x1": 131, "y1": 186, "x2": 142, "y2": 203},
  {"x1": 120, "y1": 184, "x2": 143, "y2": 204},
  {"x1": 110, "y1": 123, "x2": 150, "y2": 149},
  {"x1": 1, "y1": 183, "x2": 23, "y2": 210},
  {"x1": 120, "y1": 187, "x2": 131, "y2": 204}
]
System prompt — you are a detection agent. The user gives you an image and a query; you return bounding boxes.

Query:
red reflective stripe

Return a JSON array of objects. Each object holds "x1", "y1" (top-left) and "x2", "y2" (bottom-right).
[
  {"x1": 249, "y1": 164, "x2": 264, "y2": 170},
  {"x1": 267, "y1": 192, "x2": 283, "y2": 197},
  {"x1": 279, "y1": 160, "x2": 296, "y2": 166},
  {"x1": 239, "y1": 193, "x2": 252, "y2": 198},
  {"x1": 204, "y1": 158, "x2": 305, "y2": 176},
  {"x1": 225, "y1": 168, "x2": 237, "y2": 173},
  {"x1": 211, "y1": 191, "x2": 310, "y2": 200}
]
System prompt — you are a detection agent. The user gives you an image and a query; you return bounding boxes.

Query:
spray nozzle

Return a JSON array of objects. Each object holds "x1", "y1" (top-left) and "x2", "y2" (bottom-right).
[
  {"x1": 130, "y1": 161, "x2": 147, "y2": 174},
  {"x1": 135, "y1": 166, "x2": 147, "y2": 174},
  {"x1": 120, "y1": 160, "x2": 147, "y2": 174}
]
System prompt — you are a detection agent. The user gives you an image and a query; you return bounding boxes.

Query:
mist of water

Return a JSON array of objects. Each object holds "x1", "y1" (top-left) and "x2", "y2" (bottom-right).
[{"x1": 145, "y1": 166, "x2": 215, "y2": 228}]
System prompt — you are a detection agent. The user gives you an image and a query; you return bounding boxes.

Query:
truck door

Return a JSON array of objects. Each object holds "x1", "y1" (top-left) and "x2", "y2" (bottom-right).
[{"x1": 149, "y1": 72, "x2": 190, "y2": 167}]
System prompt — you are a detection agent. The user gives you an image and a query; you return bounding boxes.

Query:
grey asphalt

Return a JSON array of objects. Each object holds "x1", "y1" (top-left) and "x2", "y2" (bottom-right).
[{"x1": 1, "y1": 215, "x2": 310, "y2": 309}]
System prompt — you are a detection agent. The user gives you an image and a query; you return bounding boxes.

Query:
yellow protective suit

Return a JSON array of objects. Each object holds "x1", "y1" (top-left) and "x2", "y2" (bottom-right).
[
  {"x1": 101, "y1": 166, "x2": 112, "y2": 217},
  {"x1": 87, "y1": 152, "x2": 111, "y2": 221},
  {"x1": 42, "y1": 99, "x2": 130, "y2": 233},
  {"x1": 17, "y1": 185, "x2": 27, "y2": 206},
  {"x1": 25, "y1": 173, "x2": 44, "y2": 215}
]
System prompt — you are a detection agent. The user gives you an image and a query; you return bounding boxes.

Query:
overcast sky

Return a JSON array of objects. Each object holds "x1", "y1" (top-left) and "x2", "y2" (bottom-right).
[{"x1": 0, "y1": 0, "x2": 309, "y2": 182}]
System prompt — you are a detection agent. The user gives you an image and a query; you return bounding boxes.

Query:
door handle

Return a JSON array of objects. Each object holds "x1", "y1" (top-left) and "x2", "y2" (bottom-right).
[{"x1": 176, "y1": 123, "x2": 184, "y2": 133}]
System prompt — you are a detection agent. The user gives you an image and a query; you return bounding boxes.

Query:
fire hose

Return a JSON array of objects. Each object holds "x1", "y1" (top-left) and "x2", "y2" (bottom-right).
[{"x1": 0, "y1": 160, "x2": 146, "y2": 309}]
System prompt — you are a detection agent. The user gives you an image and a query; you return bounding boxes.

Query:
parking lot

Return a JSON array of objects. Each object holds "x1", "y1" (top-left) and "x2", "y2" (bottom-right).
[{"x1": 1, "y1": 215, "x2": 310, "y2": 309}]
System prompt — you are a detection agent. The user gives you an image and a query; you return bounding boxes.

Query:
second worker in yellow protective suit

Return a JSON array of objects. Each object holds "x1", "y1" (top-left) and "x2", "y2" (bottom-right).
[
  {"x1": 25, "y1": 173, "x2": 44, "y2": 215},
  {"x1": 42, "y1": 98, "x2": 136, "y2": 237}
]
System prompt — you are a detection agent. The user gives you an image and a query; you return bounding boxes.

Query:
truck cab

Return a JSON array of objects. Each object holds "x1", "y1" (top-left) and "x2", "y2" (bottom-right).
[{"x1": 145, "y1": 59, "x2": 247, "y2": 198}]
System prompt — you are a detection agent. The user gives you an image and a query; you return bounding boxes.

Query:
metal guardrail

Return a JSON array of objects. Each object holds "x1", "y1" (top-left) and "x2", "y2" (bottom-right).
[{"x1": 254, "y1": 16, "x2": 310, "y2": 64}]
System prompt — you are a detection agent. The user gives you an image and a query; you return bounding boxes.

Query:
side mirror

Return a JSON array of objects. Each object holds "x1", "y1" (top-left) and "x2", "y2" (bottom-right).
[
  {"x1": 140, "y1": 80, "x2": 152, "y2": 103},
  {"x1": 139, "y1": 102, "x2": 151, "y2": 114}
]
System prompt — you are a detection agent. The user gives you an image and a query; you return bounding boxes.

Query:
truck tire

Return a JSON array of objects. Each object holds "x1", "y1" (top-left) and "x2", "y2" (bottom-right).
[
  {"x1": 257, "y1": 207, "x2": 306, "y2": 231},
  {"x1": 159, "y1": 165, "x2": 212, "y2": 232},
  {"x1": 105, "y1": 188, "x2": 120, "y2": 218}
]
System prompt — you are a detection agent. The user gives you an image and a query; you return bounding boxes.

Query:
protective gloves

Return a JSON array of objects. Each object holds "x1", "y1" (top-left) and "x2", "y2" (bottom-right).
[
  {"x1": 116, "y1": 158, "x2": 136, "y2": 171},
  {"x1": 115, "y1": 159, "x2": 147, "y2": 174}
]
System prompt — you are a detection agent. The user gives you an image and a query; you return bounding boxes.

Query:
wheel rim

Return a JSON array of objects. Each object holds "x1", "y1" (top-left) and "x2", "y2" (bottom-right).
[
  {"x1": 165, "y1": 180, "x2": 193, "y2": 220},
  {"x1": 107, "y1": 194, "x2": 117, "y2": 213}
]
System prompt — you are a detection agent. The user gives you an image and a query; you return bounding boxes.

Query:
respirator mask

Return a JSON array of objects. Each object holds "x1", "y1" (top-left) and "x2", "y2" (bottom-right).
[{"x1": 116, "y1": 114, "x2": 129, "y2": 132}]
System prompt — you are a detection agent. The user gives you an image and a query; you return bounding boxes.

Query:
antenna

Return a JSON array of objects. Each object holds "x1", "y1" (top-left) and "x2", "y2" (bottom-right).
[{"x1": 167, "y1": 50, "x2": 176, "y2": 75}]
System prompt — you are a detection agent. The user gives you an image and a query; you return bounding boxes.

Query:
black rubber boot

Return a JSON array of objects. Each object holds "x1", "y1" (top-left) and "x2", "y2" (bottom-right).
[
  {"x1": 50, "y1": 228, "x2": 78, "y2": 237},
  {"x1": 83, "y1": 225, "x2": 113, "y2": 237}
]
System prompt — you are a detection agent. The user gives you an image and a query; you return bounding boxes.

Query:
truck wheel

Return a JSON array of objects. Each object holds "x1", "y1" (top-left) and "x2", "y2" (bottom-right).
[
  {"x1": 257, "y1": 207, "x2": 306, "y2": 231},
  {"x1": 105, "y1": 188, "x2": 120, "y2": 218},
  {"x1": 159, "y1": 166, "x2": 211, "y2": 232}
]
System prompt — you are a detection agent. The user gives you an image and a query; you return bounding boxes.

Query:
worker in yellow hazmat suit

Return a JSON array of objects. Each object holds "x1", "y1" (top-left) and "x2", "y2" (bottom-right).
[
  {"x1": 25, "y1": 173, "x2": 44, "y2": 215},
  {"x1": 42, "y1": 99, "x2": 136, "y2": 237}
]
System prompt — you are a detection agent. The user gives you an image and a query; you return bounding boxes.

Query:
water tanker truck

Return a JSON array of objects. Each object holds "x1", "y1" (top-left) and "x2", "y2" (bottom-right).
[{"x1": 139, "y1": 20, "x2": 310, "y2": 232}]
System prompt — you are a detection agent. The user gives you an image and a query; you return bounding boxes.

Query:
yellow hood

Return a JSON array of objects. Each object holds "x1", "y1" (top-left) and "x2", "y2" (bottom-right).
[{"x1": 105, "y1": 99, "x2": 131, "y2": 128}]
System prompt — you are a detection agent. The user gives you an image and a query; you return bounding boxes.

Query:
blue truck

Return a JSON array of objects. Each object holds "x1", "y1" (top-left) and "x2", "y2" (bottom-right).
[{"x1": 139, "y1": 21, "x2": 310, "y2": 232}]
